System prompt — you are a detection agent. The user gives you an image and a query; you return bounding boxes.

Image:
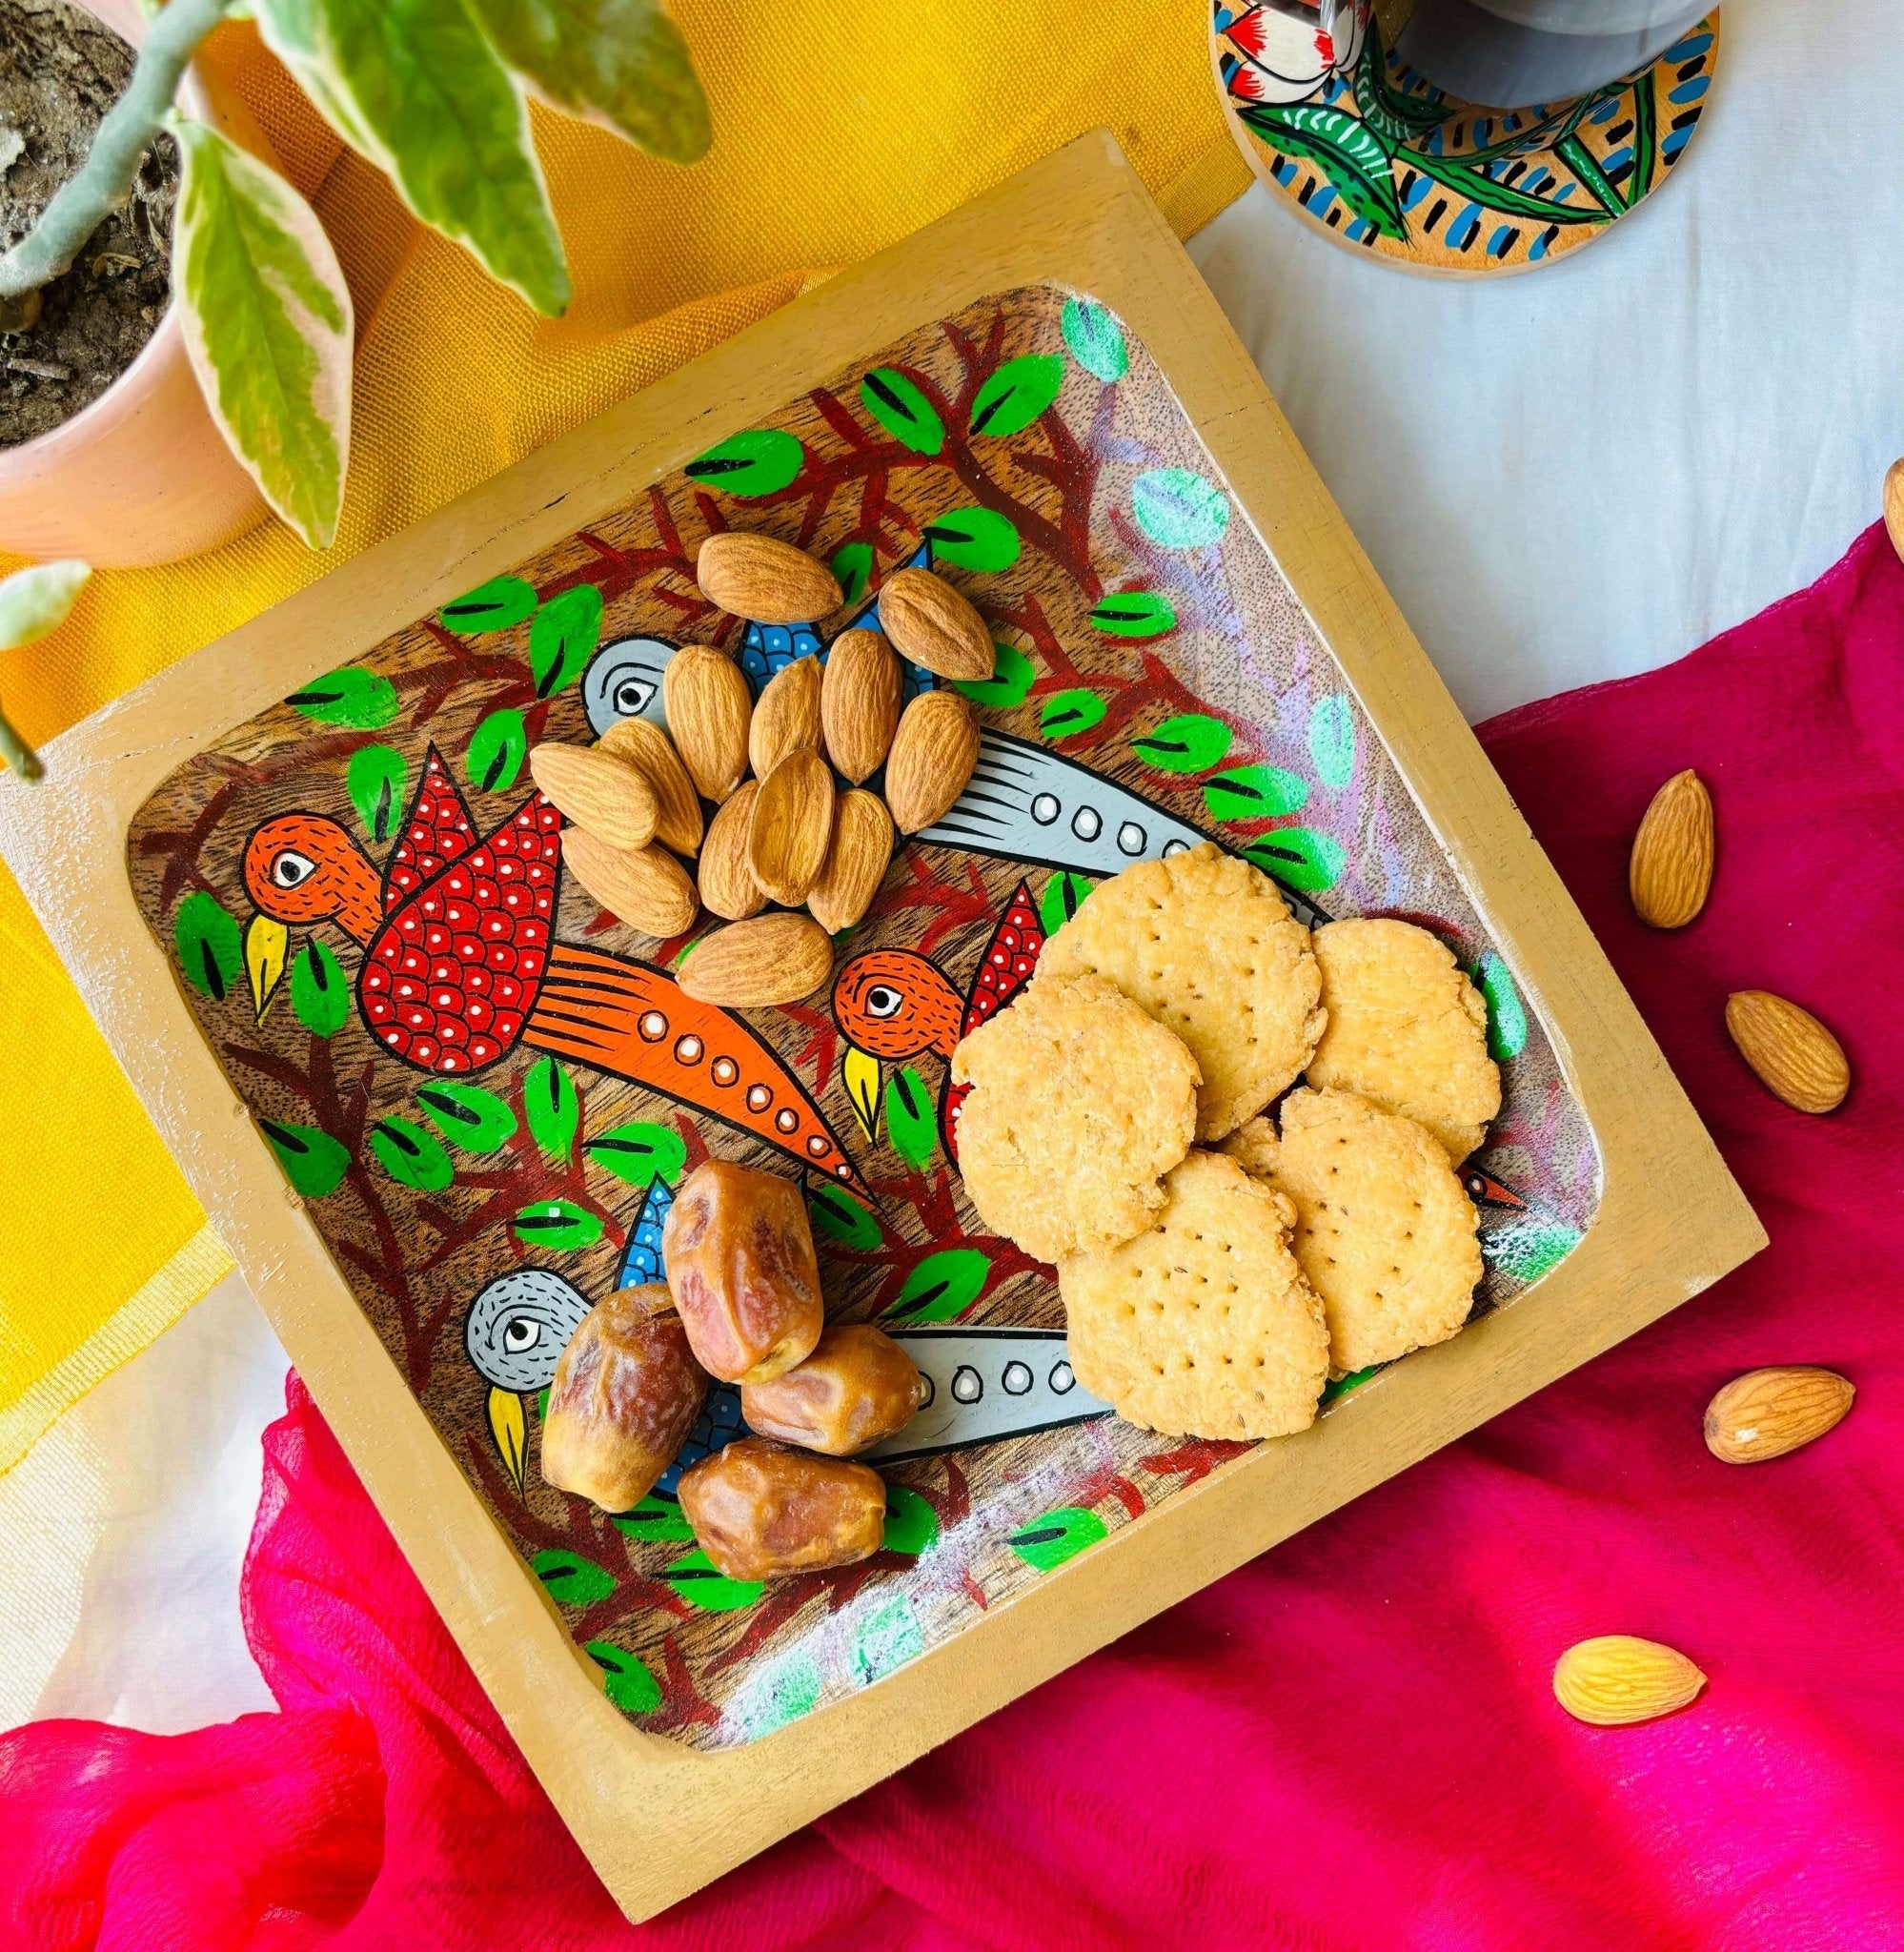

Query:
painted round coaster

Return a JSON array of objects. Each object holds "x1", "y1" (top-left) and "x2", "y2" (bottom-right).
[{"x1": 1211, "y1": 2, "x2": 1719, "y2": 274}]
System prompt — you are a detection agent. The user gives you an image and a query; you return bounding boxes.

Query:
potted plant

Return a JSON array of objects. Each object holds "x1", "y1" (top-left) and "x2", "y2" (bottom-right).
[{"x1": 0, "y1": 0, "x2": 707, "y2": 568}]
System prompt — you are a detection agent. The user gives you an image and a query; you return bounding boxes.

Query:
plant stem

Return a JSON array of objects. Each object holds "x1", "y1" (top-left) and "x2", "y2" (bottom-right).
[
  {"x1": 0, "y1": 0, "x2": 236, "y2": 303},
  {"x1": 0, "y1": 702, "x2": 42, "y2": 782}
]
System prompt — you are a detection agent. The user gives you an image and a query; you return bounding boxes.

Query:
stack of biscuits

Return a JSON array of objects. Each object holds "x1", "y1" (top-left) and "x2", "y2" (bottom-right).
[{"x1": 952, "y1": 843, "x2": 1500, "y2": 1442}]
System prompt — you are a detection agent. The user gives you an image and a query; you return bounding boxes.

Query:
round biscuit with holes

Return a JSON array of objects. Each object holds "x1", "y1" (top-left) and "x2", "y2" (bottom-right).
[
  {"x1": 1036, "y1": 842, "x2": 1324, "y2": 1142},
  {"x1": 952, "y1": 972, "x2": 1200, "y2": 1264},
  {"x1": 1059, "y1": 1149, "x2": 1329, "y2": 1439},
  {"x1": 1223, "y1": 1087, "x2": 1481, "y2": 1374}
]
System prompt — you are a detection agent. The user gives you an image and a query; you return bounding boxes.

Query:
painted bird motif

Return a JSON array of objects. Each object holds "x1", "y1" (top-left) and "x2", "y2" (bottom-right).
[
  {"x1": 832, "y1": 879, "x2": 1044, "y2": 1158},
  {"x1": 240, "y1": 747, "x2": 864, "y2": 1192}
]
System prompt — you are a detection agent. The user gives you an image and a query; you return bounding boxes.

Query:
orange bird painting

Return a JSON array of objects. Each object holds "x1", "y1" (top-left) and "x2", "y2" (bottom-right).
[{"x1": 240, "y1": 749, "x2": 864, "y2": 1193}]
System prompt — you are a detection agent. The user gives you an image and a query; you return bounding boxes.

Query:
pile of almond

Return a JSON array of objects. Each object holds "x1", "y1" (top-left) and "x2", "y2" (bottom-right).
[{"x1": 527, "y1": 533, "x2": 990, "y2": 1006}]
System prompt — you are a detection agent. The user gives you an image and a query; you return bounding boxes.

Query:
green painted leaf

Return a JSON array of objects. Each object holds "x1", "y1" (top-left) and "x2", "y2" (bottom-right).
[
  {"x1": 881, "y1": 1486, "x2": 940, "y2": 1558},
  {"x1": 0, "y1": 559, "x2": 88, "y2": 650},
  {"x1": 886, "y1": 1247, "x2": 990, "y2": 1324},
  {"x1": 1236, "y1": 101, "x2": 1405, "y2": 238},
  {"x1": 808, "y1": 1183, "x2": 881, "y2": 1251},
  {"x1": 524, "y1": 1055, "x2": 580, "y2": 1162},
  {"x1": 852, "y1": 1591, "x2": 924, "y2": 1686},
  {"x1": 529, "y1": 584, "x2": 601, "y2": 699},
  {"x1": 1061, "y1": 296, "x2": 1128, "y2": 382},
  {"x1": 884, "y1": 1066, "x2": 936, "y2": 1168},
  {"x1": 1203, "y1": 764, "x2": 1308, "y2": 823},
  {"x1": 533, "y1": 1549, "x2": 615, "y2": 1606},
  {"x1": 584, "y1": 1120, "x2": 685, "y2": 1188},
  {"x1": 1308, "y1": 693, "x2": 1357, "y2": 788},
  {"x1": 1007, "y1": 1504, "x2": 1107, "y2": 1572},
  {"x1": 662, "y1": 1548, "x2": 762, "y2": 1613},
  {"x1": 684, "y1": 428, "x2": 803, "y2": 497},
  {"x1": 346, "y1": 743, "x2": 406, "y2": 844},
  {"x1": 729, "y1": 1651, "x2": 820, "y2": 1733},
  {"x1": 1038, "y1": 688, "x2": 1108, "y2": 741},
  {"x1": 952, "y1": 644, "x2": 1033, "y2": 710},
  {"x1": 466, "y1": 707, "x2": 527, "y2": 793},
  {"x1": 1475, "y1": 949, "x2": 1529, "y2": 1061},
  {"x1": 1131, "y1": 468, "x2": 1229, "y2": 551},
  {"x1": 831, "y1": 540, "x2": 873, "y2": 608},
  {"x1": 511, "y1": 1200, "x2": 602, "y2": 1251},
  {"x1": 1088, "y1": 590, "x2": 1176, "y2": 639},
  {"x1": 1038, "y1": 870, "x2": 1095, "y2": 936},
  {"x1": 1322, "y1": 1366, "x2": 1380, "y2": 1402},
  {"x1": 417, "y1": 1080, "x2": 517, "y2": 1152},
  {"x1": 259, "y1": 1117, "x2": 352, "y2": 1198},
  {"x1": 922, "y1": 506, "x2": 1020, "y2": 573},
  {"x1": 368, "y1": 1114, "x2": 455, "y2": 1190},
  {"x1": 289, "y1": 941, "x2": 350, "y2": 1035},
  {"x1": 286, "y1": 666, "x2": 398, "y2": 729},
  {"x1": 1354, "y1": 16, "x2": 1453, "y2": 142},
  {"x1": 1132, "y1": 713, "x2": 1232, "y2": 774},
  {"x1": 1243, "y1": 828, "x2": 1347, "y2": 894},
  {"x1": 174, "y1": 891, "x2": 243, "y2": 1002},
  {"x1": 968, "y1": 354, "x2": 1063, "y2": 438},
  {"x1": 1416, "y1": 144, "x2": 1607, "y2": 225},
  {"x1": 172, "y1": 121, "x2": 350, "y2": 549},
  {"x1": 1481, "y1": 1217, "x2": 1581, "y2": 1285},
  {"x1": 253, "y1": 0, "x2": 571, "y2": 317},
  {"x1": 439, "y1": 576, "x2": 537, "y2": 633},
  {"x1": 464, "y1": 0, "x2": 708, "y2": 163},
  {"x1": 611, "y1": 1490, "x2": 694, "y2": 1543},
  {"x1": 585, "y1": 1638, "x2": 662, "y2": 1714},
  {"x1": 860, "y1": 367, "x2": 943, "y2": 455}
]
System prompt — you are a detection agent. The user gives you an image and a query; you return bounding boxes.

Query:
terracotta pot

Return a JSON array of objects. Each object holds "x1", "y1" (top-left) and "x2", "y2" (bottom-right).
[{"x1": 0, "y1": 0, "x2": 277, "y2": 566}]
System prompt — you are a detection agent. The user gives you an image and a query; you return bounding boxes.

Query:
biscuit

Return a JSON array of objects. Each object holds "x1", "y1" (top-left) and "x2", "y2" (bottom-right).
[
  {"x1": 952, "y1": 973, "x2": 1199, "y2": 1264},
  {"x1": 1305, "y1": 918, "x2": 1501, "y2": 1162},
  {"x1": 1060, "y1": 1149, "x2": 1329, "y2": 1439},
  {"x1": 1036, "y1": 843, "x2": 1324, "y2": 1141},
  {"x1": 1224, "y1": 1088, "x2": 1482, "y2": 1373}
]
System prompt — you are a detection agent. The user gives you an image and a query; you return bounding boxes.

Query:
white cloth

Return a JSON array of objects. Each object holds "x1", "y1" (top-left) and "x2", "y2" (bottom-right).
[{"x1": 4, "y1": 0, "x2": 1898, "y2": 1738}]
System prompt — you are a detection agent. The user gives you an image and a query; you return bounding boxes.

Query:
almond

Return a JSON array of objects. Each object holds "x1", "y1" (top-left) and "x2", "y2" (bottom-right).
[
  {"x1": 527, "y1": 742, "x2": 657, "y2": 853},
  {"x1": 659, "y1": 643, "x2": 750, "y2": 807},
  {"x1": 820, "y1": 627, "x2": 901, "y2": 783},
  {"x1": 1629, "y1": 769, "x2": 1713, "y2": 928},
  {"x1": 749, "y1": 655, "x2": 822, "y2": 779},
  {"x1": 1884, "y1": 458, "x2": 1904, "y2": 563},
  {"x1": 679, "y1": 912, "x2": 834, "y2": 1007},
  {"x1": 747, "y1": 747, "x2": 835, "y2": 906},
  {"x1": 807, "y1": 788, "x2": 894, "y2": 934},
  {"x1": 877, "y1": 566, "x2": 995, "y2": 682},
  {"x1": 595, "y1": 714, "x2": 704, "y2": 859},
  {"x1": 884, "y1": 688, "x2": 979, "y2": 833},
  {"x1": 697, "y1": 532, "x2": 841, "y2": 624},
  {"x1": 698, "y1": 781, "x2": 768, "y2": 922},
  {"x1": 1552, "y1": 1636, "x2": 1705, "y2": 1727},
  {"x1": 1704, "y1": 1365, "x2": 1853, "y2": 1464},
  {"x1": 1725, "y1": 990, "x2": 1850, "y2": 1113},
  {"x1": 564, "y1": 830, "x2": 699, "y2": 939}
]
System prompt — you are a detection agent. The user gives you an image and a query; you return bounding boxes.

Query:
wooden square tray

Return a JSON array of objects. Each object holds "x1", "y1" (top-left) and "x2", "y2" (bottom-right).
[{"x1": 0, "y1": 132, "x2": 1762, "y2": 1921}]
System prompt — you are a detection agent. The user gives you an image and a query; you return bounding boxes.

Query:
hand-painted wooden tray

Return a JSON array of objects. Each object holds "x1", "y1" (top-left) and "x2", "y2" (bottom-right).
[{"x1": 0, "y1": 134, "x2": 1762, "y2": 1920}]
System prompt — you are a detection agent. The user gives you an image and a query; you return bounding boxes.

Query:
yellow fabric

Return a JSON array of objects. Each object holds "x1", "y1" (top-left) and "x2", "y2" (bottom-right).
[{"x1": 0, "y1": 3, "x2": 1250, "y2": 1460}]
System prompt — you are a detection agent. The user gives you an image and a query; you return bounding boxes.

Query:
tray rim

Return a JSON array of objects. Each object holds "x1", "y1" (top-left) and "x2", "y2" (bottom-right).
[{"x1": 0, "y1": 130, "x2": 1764, "y2": 1922}]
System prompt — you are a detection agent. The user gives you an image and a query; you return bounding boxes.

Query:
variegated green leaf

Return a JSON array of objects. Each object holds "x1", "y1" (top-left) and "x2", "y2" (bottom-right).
[{"x1": 0, "y1": 560, "x2": 89, "y2": 651}]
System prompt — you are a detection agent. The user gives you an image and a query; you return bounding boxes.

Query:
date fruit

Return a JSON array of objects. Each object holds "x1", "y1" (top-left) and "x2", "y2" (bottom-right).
[
  {"x1": 662, "y1": 1159, "x2": 824, "y2": 1384},
  {"x1": 740, "y1": 1324, "x2": 925, "y2": 1455},
  {"x1": 539, "y1": 1284, "x2": 706, "y2": 1512},
  {"x1": 677, "y1": 1437, "x2": 887, "y2": 1581}
]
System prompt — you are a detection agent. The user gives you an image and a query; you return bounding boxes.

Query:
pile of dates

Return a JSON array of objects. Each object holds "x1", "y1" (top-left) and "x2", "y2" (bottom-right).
[{"x1": 538, "y1": 1159, "x2": 926, "y2": 1580}]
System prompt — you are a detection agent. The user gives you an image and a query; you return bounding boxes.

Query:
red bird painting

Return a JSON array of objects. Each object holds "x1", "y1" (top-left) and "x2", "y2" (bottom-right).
[
  {"x1": 240, "y1": 749, "x2": 864, "y2": 1192},
  {"x1": 831, "y1": 880, "x2": 1043, "y2": 1159}
]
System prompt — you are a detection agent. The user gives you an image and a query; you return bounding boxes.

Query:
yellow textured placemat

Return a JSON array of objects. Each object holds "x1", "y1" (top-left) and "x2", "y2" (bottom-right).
[{"x1": 0, "y1": 3, "x2": 1250, "y2": 1469}]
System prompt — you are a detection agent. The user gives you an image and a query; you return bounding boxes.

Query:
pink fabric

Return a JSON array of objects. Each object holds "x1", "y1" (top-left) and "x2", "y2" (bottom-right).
[{"x1": 7, "y1": 525, "x2": 1903, "y2": 1950}]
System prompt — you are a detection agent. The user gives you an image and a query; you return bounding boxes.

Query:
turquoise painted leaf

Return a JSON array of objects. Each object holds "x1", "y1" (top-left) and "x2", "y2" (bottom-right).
[
  {"x1": 861, "y1": 368, "x2": 943, "y2": 455},
  {"x1": 533, "y1": 1549, "x2": 615, "y2": 1606},
  {"x1": 437, "y1": 575, "x2": 536, "y2": 632},
  {"x1": 289, "y1": 941, "x2": 350, "y2": 1035},
  {"x1": 881, "y1": 1487, "x2": 940, "y2": 1558},
  {"x1": 258, "y1": 1118, "x2": 352, "y2": 1198},
  {"x1": 174, "y1": 891, "x2": 243, "y2": 1002},
  {"x1": 1236, "y1": 102, "x2": 1406, "y2": 237},
  {"x1": 1132, "y1": 713, "x2": 1232, "y2": 774},
  {"x1": 953, "y1": 643, "x2": 1033, "y2": 710},
  {"x1": 524, "y1": 1055, "x2": 580, "y2": 1163},
  {"x1": 528, "y1": 584, "x2": 601, "y2": 699},
  {"x1": 1243, "y1": 828, "x2": 1347, "y2": 894},
  {"x1": 1308, "y1": 693, "x2": 1357, "y2": 788},
  {"x1": 662, "y1": 1548, "x2": 762, "y2": 1613},
  {"x1": 831, "y1": 540, "x2": 873, "y2": 607},
  {"x1": 584, "y1": 1120, "x2": 685, "y2": 1188},
  {"x1": 346, "y1": 743, "x2": 406, "y2": 844},
  {"x1": 1008, "y1": 1504, "x2": 1107, "y2": 1572},
  {"x1": 584, "y1": 1639, "x2": 661, "y2": 1714},
  {"x1": 1038, "y1": 870, "x2": 1094, "y2": 936},
  {"x1": 467, "y1": 707, "x2": 527, "y2": 793},
  {"x1": 416, "y1": 1081, "x2": 517, "y2": 1152},
  {"x1": 968, "y1": 354, "x2": 1063, "y2": 437},
  {"x1": 1475, "y1": 949, "x2": 1529, "y2": 1060},
  {"x1": 852, "y1": 1592, "x2": 925, "y2": 1686},
  {"x1": 884, "y1": 1066, "x2": 937, "y2": 1168},
  {"x1": 1061, "y1": 296, "x2": 1128, "y2": 382},
  {"x1": 685, "y1": 428, "x2": 802, "y2": 496},
  {"x1": 1482, "y1": 1217, "x2": 1582, "y2": 1285},
  {"x1": 809, "y1": 1183, "x2": 881, "y2": 1251},
  {"x1": 1203, "y1": 764, "x2": 1308, "y2": 823},
  {"x1": 369, "y1": 1115, "x2": 454, "y2": 1190},
  {"x1": 1038, "y1": 688, "x2": 1108, "y2": 741},
  {"x1": 886, "y1": 1247, "x2": 990, "y2": 1324},
  {"x1": 922, "y1": 506, "x2": 1020, "y2": 573},
  {"x1": 285, "y1": 666, "x2": 398, "y2": 729},
  {"x1": 1131, "y1": 468, "x2": 1229, "y2": 550},
  {"x1": 511, "y1": 1200, "x2": 602, "y2": 1251},
  {"x1": 1088, "y1": 590, "x2": 1175, "y2": 638},
  {"x1": 611, "y1": 1492, "x2": 694, "y2": 1543},
  {"x1": 729, "y1": 1653, "x2": 821, "y2": 1734}
]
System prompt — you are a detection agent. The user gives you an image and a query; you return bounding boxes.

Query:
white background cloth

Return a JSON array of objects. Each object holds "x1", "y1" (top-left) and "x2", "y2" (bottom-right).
[{"x1": 3, "y1": 0, "x2": 1898, "y2": 1738}]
